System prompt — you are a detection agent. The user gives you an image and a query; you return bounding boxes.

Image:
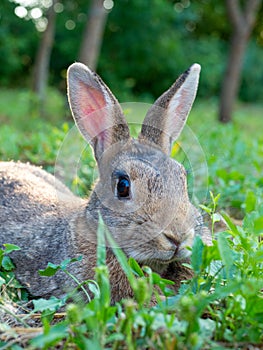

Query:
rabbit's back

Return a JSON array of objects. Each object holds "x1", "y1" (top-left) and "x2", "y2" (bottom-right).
[
  {"x1": 0, "y1": 161, "x2": 85, "y2": 297},
  {"x1": 0, "y1": 161, "x2": 75, "y2": 217}
]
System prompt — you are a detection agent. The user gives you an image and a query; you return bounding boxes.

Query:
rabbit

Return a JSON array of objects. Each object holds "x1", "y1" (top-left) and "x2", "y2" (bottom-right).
[{"x1": 0, "y1": 62, "x2": 211, "y2": 303}]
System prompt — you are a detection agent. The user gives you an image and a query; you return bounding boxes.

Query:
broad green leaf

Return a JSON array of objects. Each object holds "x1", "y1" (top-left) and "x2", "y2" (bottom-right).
[
  {"x1": 33, "y1": 296, "x2": 65, "y2": 312},
  {"x1": 221, "y1": 212, "x2": 240, "y2": 236},
  {"x1": 87, "y1": 281, "x2": 100, "y2": 299},
  {"x1": 217, "y1": 232, "x2": 235, "y2": 277},
  {"x1": 39, "y1": 262, "x2": 60, "y2": 276},
  {"x1": 212, "y1": 213, "x2": 221, "y2": 224},
  {"x1": 3, "y1": 243, "x2": 20, "y2": 254},
  {"x1": 1, "y1": 255, "x2": 15, "y2": 271},
  {"x1": 0, "y1": 276, "x2": 6, "y2": 286},
  {"x1": 253, "y1": 216, "x2": 263, "y2": 234},
  {"x1": 30, "y1": 322, "x2": 68, "y2": 348},
  {"x1": 191, "y1": 235, "x2": 204, "y2": 273},
  {"x1": 60, "y1": 256, "x2": 82, "y2": 270},
  {"x1": 245, "y1": 190, "x2": 257, "y2": 213},
  {"x1": 39, "y1": 257, "x2": 82, "y2": 276},
  {"x1": 209, "y1": 279, "x2": 243, "y2": 301},
  {"x1": 106, "y1": 333, "x2": 125, "y2": 343},
  {"x1": 199, "y1": 204, "x2": 212, "y2": 215}
]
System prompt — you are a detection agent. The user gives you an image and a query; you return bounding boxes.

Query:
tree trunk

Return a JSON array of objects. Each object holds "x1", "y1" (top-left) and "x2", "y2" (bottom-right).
[
  {"x1": 32, "y1": 0, "x2": 57, "y2": 116},
  {"x1": 79, "y1": 0, "x2": 108, "y2": 71},
  {"x1": 219, "y1": 0, "x2": 261, "y2": 123},
  {"x1": 219, "y1": 29, "x2": 248, "y2": 123}
]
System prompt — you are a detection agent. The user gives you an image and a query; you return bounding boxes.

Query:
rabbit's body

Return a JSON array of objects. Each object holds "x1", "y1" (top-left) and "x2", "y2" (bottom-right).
[
  {"x1": 0, "y1": 63, "x2": 210, "y2": 302},
  {"x1": 0, "y1": 161, "x2": 86, "y2": 297}
]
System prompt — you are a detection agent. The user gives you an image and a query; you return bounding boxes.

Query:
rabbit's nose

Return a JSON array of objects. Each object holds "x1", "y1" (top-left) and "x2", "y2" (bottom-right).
[{"x1": 163, "y1": 233, "x2": 179, "y2": 252}]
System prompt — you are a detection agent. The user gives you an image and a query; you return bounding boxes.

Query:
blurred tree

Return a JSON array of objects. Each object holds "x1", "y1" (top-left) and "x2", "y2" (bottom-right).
[
  {"x1": 219, "y1": 0, "x2": 262, "y2": 123},
  {"x1": 79, "y1": 0, "x2": 108, "y2": 71},
  {"x1": 2, "y1": 0, "x2": 263, "y2": 104},
  {"x1": 32, "y1": 0, "x2": 58, "y2": 116},
  {"x1": 99, "y1": 0, "x2": 182, "y2": 100},
  {"x1": 0, "y1": 1, "x2": 37, "y2": 85}
]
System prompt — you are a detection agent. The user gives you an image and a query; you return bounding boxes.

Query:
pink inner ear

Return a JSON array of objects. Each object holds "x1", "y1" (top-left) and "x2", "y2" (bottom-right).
[{"x1": 78, "y1": 82, "x2": 108, "y2": 139}]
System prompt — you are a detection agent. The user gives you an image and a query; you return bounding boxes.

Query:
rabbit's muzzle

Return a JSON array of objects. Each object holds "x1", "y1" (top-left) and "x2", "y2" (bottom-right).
[
  {"x1": 162, "y1": 232, "x2": 180, "y2": 257},
  {"x1": 157, "y1": 229, "x2": 193, "y2": 263}
]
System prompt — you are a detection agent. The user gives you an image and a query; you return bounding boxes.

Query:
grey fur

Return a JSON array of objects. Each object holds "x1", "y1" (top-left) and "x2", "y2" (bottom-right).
[{"x1": 0, "y1": 63, "x2": 211, "y2": 302}]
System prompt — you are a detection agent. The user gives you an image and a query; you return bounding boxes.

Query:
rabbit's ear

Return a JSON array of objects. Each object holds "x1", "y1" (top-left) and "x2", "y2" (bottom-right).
[
  {"x1": 67, "y1": 63, "x2": 130, "y2": 160},
  {"x1": 138, "y1": 64, "x2": 201, "y2": 155}
]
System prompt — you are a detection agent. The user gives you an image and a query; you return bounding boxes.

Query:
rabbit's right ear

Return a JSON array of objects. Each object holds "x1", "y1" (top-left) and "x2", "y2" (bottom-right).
[
  {"x1": 67, "y1": 63, "x2": 130, "y2": 160},
  {"x1": 138, "y1": 64, "x2": 201, "y2": 155}
]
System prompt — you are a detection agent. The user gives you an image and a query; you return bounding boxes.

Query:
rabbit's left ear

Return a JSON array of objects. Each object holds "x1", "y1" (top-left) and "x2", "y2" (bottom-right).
[
  {"x1": 67, "y1": 63, "x2": 130, "y2": 160},
  {"x1": 138, "y1": 64, "x2": 201, "y2": 155}
]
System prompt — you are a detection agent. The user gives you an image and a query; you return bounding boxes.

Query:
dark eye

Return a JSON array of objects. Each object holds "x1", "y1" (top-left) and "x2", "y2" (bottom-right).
[{"x1": 117, "y1": 176, "x2": 130, "y2": 199}]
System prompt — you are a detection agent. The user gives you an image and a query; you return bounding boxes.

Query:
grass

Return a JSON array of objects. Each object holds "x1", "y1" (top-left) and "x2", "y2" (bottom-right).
[
  {"x1": 0, "y1": 89, "x2": 263, "y2": 349},
  {"x1": 0, "y1": 88, "x2": 68, "y2": 129},
  {"x1": 1, "y1": 208, "x2": 263, "y2": 349}
]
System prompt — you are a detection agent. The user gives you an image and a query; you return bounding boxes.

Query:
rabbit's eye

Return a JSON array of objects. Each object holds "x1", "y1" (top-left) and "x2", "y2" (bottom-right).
[{"x1": 117, "y1": 176, "x2": 130, "y2": 199}]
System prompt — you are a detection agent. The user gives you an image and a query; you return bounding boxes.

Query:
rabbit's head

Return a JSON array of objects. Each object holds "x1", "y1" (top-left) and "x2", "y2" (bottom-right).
[{"x1": 67, "y1": 63, "x2": 206, "y2": 270}]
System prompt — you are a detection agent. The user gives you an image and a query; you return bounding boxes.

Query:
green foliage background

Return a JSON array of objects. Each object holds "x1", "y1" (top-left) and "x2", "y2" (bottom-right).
[
  {"x1": 1, "y1": 0, "x2": 263, "y2": 102},
  {"x1": 0, "y1": 1, "x2": 263, "y2": 348}
]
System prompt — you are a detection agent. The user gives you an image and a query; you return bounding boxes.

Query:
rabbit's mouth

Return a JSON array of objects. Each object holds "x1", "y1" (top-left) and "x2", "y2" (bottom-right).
[
  {"x1": 151, "y1": 238, "x2": 181, "y2": 265},
  {"x1": 123, "y1": 230, "x2": 194, "y2": 266},
  {"x1": 149, "y1": 246, "x2": 191, "y2": 268},
  {"x1": 160, "y1": 229, "x2": 194, "y2": 262},
  {"x1": 163, "y1": 233, "x2": 179, "y2": 251},
  {"x1": 143, "y1": 248, "x2": 188, "y2": 274},
  {"x1": 162, "y1": 235, "x2": 180, "y2": 262}
]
